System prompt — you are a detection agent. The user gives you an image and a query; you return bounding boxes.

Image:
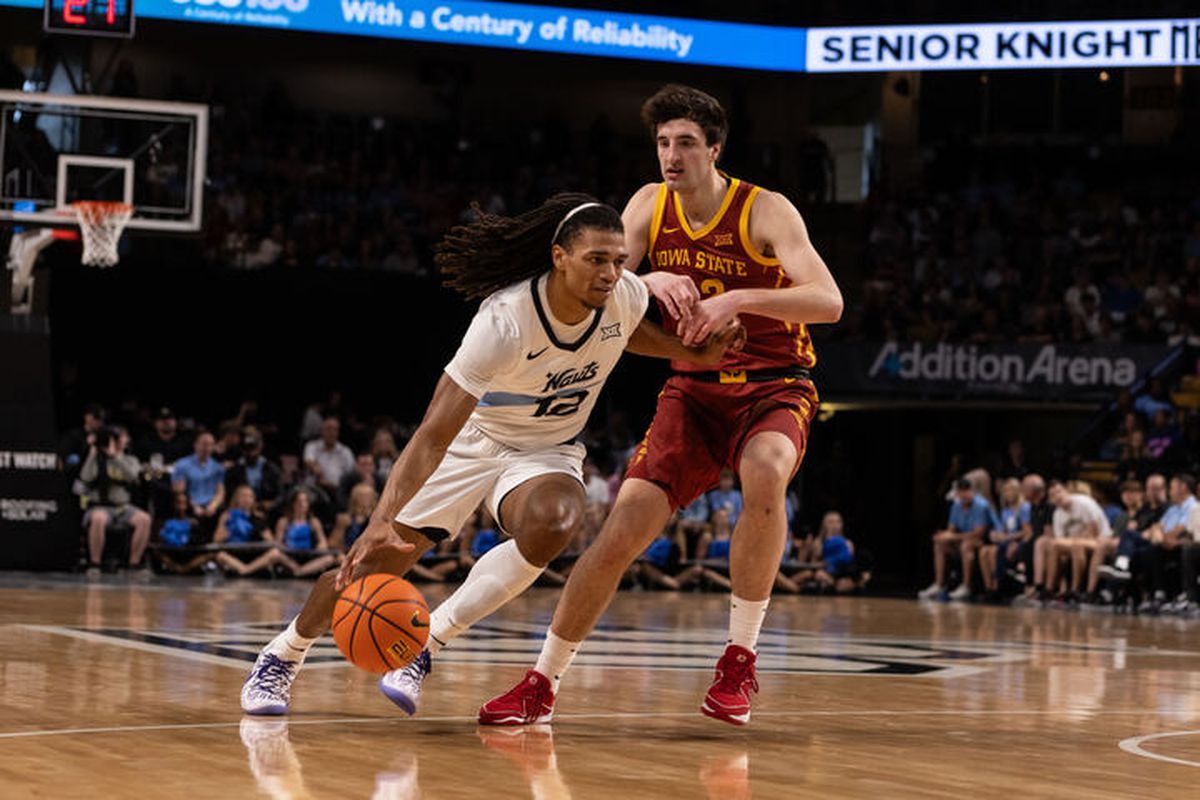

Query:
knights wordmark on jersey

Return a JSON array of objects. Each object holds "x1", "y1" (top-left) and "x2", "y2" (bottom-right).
[
  {"x1": 446, "y1": 269, "x2": 649, "y2": 450},
  {"x1": 22, "y1": 619, "x2": 1042, "y2": 678}
]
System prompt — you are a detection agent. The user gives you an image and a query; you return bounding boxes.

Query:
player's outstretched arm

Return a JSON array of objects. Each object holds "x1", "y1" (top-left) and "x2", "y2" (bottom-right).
[
  {"x1": 625, "y1": 318, "x2": 744, "y2": 367},
  {"x1": 679, "y1": 191, "x2": 843, "y2": 346},
  {"x1": 335, "y1": 374, "x2": 477, "y2": 588}
]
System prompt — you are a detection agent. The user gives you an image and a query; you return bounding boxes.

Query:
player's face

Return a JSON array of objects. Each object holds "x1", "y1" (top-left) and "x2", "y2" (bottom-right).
[
  {"x1": 554, "y1": 228, "x2": 627, "y2": 310},
  {"x1": 655, "y1": 119, "x2": 720, "y2": 192}
]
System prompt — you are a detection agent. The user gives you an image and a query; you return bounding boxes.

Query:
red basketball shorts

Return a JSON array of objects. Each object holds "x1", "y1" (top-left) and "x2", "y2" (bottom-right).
[{"x1": 625, "y1": 375, "x2": 819, "y2": 510}]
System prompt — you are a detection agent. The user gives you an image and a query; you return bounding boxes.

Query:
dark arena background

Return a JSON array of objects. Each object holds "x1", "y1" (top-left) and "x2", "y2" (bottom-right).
[{"x1": 2, "y1": 1, "x2": 1200, "y2": 797}]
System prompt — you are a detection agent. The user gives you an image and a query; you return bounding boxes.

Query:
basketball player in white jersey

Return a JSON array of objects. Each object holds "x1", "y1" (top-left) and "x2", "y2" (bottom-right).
[{"x1": 241, "y1": 194, "x2": 740, "y2": 715}]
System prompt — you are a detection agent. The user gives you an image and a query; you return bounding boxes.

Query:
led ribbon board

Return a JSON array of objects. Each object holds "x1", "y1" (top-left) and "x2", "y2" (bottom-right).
[{"x1": 4, "y1": 1, "x2": 1200, "y2": 73}]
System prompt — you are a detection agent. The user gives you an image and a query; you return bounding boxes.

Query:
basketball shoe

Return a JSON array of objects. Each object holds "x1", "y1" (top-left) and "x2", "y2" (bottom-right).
[
  {"x1": 478, "y1": 670, "x2": 556, "y2": 725},
  {"x1": 701, "y1": 645, "x2": 758, "y2": 726},
  {"x1": 379, "y1": 650, "x2": 431, "y2": 715},
  {"x1": 241, "y1": 652, "x2": 300, "y2": 715}
]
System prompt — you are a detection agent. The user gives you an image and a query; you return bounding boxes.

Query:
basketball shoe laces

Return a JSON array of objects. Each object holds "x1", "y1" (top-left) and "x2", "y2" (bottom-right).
[
  {"x1": 507, "y1": 672, "x2": 554, "y2": 722},
  {"x1": 713, "y1": 653, "x2": 759, "y2": 700},
  {"x1": 252, "y1": 654, "x2": 298, "y2": 697}
]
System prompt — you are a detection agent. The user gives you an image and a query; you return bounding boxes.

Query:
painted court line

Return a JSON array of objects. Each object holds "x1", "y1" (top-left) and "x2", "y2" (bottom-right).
[
  {"x1": 1, "y1": 709, "x2": 1197, "y2": 741},
  {"x1": 1118, "y1": 730, "x2": 1200, "y2": 768}
]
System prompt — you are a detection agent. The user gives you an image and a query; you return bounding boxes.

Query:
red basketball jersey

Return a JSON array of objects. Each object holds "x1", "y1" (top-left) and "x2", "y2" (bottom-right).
[{"x1": 646, "y1": 174, "x2": 817, "y2": 376}]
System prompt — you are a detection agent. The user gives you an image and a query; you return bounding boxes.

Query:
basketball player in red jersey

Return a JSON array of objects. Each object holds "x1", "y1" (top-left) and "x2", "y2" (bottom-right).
[{"x1": 480, "y1": 85, "x2": 842, "y2": 727}]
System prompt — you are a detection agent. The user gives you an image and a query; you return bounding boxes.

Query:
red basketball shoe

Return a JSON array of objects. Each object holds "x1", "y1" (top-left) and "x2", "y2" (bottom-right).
[
  {"x1": 478, "y1": 670, "x2": 556, "y2": 725},
  {"x1": 700, "y1": 645, "x2": 759, "y2": 726}
]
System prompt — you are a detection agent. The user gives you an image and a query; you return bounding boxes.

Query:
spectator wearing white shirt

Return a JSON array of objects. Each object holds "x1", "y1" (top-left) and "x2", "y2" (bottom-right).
[
  {"x1": 582, "y1": 459, "x2": 610, "y2": 509},
  {"x1": 303, "y1": 417, "x2": 355, "y2": 498},
  {"x1": 1043, "y1": 482, "x2": 1112, "y2": 600}
]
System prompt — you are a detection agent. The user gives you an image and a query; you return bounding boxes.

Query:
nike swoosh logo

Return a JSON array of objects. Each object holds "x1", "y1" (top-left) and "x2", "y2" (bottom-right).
[
  {"x1": 411, "y1": 611, "x2": 429, "y2": 628},
  {"x1": 662, "y1": 227, "x2": 680, "y2": 234},
  {"x1": 526, "y1": 347, "x2": 548, "y2": 360}
]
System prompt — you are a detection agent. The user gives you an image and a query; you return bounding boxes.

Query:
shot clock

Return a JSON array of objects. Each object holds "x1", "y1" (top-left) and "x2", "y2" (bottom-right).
[{"x1": 44, "y1": 0, "x2": 135, "y2": 38}]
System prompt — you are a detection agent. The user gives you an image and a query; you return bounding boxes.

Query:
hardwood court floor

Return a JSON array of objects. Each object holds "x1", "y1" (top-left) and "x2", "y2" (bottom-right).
[{"x1": 1, "y1": 575, "x2": 1199, "y2": 799}]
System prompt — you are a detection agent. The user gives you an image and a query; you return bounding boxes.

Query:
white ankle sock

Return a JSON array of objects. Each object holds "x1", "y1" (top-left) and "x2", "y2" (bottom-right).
[
  {"x1": 426, "y1": 540, "x2": 543, "y2": 656},
  {"x1": 727, "y1": 595, "x2": 769, "y2": 652},
  {"x1": 535, "y1": 631, "x2": 580, "y2": 694},
  {"x1": 267, "y1": 618, "x2": 315, "y2": 664}
]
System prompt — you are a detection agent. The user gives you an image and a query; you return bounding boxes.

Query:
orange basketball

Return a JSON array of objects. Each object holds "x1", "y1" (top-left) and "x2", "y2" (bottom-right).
[{"x1": 332, "y1": 573, "x2": 430, "y2": 674}]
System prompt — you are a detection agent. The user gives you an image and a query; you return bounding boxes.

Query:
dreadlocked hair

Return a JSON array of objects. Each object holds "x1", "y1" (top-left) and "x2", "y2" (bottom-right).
[{"x1": 436, "y1": 192, "x2": 623, "y2": 300}]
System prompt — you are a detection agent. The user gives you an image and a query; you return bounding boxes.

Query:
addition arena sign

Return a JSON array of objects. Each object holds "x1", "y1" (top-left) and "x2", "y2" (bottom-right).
[{"x1": 815, "y1": 342, "x2": 1177, "y2": 401}]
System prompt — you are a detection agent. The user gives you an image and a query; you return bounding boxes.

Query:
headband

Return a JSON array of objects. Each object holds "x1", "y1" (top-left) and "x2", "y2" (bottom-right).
[{"x1": 551, "y1": 202, "x2": 603, "y2": 245}]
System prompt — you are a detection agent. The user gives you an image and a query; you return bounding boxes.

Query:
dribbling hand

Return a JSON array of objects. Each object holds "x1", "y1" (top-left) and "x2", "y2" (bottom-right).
[{"x1": 335, "y1": 520, "x2": 415, "y2": 591}]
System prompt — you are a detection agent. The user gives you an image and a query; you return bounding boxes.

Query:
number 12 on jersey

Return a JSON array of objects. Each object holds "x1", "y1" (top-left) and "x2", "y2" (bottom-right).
[{"x1": 533, "y1": 390, "x2": 589, "y2": 417}]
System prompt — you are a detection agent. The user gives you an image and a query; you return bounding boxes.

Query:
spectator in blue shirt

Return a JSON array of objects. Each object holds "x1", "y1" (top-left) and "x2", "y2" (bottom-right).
[
  {"x1": 172, "y1": 430, "x2": 226, "y2": 525},
  {"x1": 707, "y1": 470, "x2": 743, "y2": 527},
  {"x1": 979, "y1": 478, "x2": 1031, "y2": 595},
  {"x1": 919, "y1": 478, "x2": 997, "y2": 600}
]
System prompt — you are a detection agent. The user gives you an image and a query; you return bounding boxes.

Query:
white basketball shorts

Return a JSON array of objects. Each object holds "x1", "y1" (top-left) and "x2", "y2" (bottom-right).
[{"x1": 394, "y1": 422, "x2": 585, "y2": 541}]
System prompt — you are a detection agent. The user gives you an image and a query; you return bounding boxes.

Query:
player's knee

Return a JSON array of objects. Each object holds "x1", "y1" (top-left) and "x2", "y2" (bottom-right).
[
  {"x1": 521, "y1": 493, "x2": 583, "y2": 544},
  {"x1": 738, "y1": 450, "x2": 793, "y2": 499}
]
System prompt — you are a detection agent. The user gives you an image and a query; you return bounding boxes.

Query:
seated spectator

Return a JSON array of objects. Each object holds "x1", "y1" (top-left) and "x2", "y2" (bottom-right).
[
  {"x1": 695, "y1": 509, "x2": 736, "y2": 592},
  {"x1": 135, "y1": 406, "x2": 191, "y2": 466},
  {"x1": 371, "y1": 428, "x2": 399, "y2": 480},
  {"x1": 919, "y1": 478, "x2": 996, "y2": 600},
  {"x1": 583, "y1": 459, "x2": 611, "y2": 511},
  {"x1": 677, "y1": 493, "x2": 712, "y2": 555},
  {"x1": 1097, "y1": 480, "x2": 1159, "y2": 596},
  {"x1": 172, "y1": 430, "x2": 226, "y2": 529},
  {"x1": 1012, "y1": 474, "x2": 1054, "y2": 598},
  {"x1": 156, "y1": 492, "x2": 205, "y2": 574},
  {"x1": 635, "y1": 516, "x2": 706, "y2": 591},
  {"x1": 303, "y1": 416, "x2": 355, "y2": 500},
  {"x1": 60, "y1": 403, "x2": 108, "y2": 480},
  {"x1": 213, "y1": 420, "x2": 243, "y2": 469},
  {"x1": 79, "y1": 425, "x2": 151, "y2": 575},
  {"x1": 331, "y1": 483, "x2": 376, "y2": 554},
  {"x1": 979, "y1": 478, "x2": 1030, "y2": 596},
  {"x1": 1142, "y1": 473, "x2": 1198, "y2": 610},
  {"x1": 136, "y1": 406, "x2": 191, "y2": 518},
  {"x1": 707, "y1": 469, "x2": 744, "y2": 527},
  {"x1": 1116, "y1": 430, "x2": 1155, "y2": 482},
  {"x1": 273, "y1": 490, "x2": 338, "y2": 577},
  {"x1": 1135, "y1": 379, "x2": 1174, "y2": 419},
  {"x1": 1040, "y1": 481, "x2": 1112, "y2": 601},
  {"x1": 224, "y1": 427, "x2": 283, "y2": 518},
  {"x1": 790, "y1": 511, "x2": 871, "y2": 594},
  {"x1": 1145, "y1": 410, "x2": 1180, "y2": 460},
  {"x1": 338, "y1": 452, "x2": 384, "y2": 510},
  {"x1": 213, "y1": 485, "x2": 286, "y2": 577}
]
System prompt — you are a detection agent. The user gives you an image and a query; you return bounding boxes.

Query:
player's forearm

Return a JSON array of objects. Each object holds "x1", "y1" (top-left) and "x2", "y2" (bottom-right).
[
  {"x1": 626, "y1": 319, "x2": 698, "y2": 362},
  {"x1": 724, "y1": 284, "x2": 843, "y2": 325}
]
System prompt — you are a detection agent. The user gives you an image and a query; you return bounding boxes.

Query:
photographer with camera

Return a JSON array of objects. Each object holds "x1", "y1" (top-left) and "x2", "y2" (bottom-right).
[{"x1": 80, "y1": 425, "x2": 152, "y2": 576}]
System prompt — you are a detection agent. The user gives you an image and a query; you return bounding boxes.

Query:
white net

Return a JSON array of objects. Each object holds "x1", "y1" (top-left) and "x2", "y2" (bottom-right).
[{"x1": 71, "y1": 201, "x2": 133, "y2": 267}]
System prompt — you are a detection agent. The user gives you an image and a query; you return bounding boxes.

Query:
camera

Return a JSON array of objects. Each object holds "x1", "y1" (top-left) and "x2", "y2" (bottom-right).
[{"x1": 93, "y1": 426, "x2": 121, "y2": 450}]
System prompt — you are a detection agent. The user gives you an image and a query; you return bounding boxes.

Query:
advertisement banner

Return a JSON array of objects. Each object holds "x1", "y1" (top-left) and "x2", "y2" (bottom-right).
[
  {"x1": 0, "y1": 316, "x2": 74, "y2": 570},
  {"x1": 807, "y1": 18, "x2": 1200, "y2": 72},
  {"x1": 14, "y1": 0, "x2": 809, "y2": 71},
  {"x1": 814, "y1": 341, "x2": 1175, "y2": 401}
]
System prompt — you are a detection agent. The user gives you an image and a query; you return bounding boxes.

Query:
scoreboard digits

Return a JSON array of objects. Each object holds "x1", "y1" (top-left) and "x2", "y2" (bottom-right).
[{"x1": 44, "y1": 0, "x2": 135, "y2": 38}]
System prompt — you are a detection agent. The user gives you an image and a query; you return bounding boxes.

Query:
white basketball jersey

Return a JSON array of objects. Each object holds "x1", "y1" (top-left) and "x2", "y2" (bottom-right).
[{"x1": 444, "y1": 270, "x2": 649, "y2": 450}]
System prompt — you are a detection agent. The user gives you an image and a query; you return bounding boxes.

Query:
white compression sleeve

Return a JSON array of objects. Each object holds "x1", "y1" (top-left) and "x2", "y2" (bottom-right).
[{"x1": 427, "y1": 540, "x2": 544, "y2": 655}]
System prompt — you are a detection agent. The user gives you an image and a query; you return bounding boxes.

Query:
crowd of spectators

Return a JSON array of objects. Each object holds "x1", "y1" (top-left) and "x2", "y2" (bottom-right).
[
  {"x1": 59, "y1": 398, "x2": 866, "y2": 595},
  {"x1": 839, "y1": 152, "x2": 1200, "y2": 347},
  {"x1": 920, "y1": 467, "x2": 1200, "y2": 614}
]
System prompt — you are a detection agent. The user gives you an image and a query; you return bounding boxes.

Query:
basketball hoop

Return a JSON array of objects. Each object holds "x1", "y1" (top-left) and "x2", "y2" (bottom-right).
[{"x1": 71, "y1": 201, "x2": 133, "y2": 268}]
